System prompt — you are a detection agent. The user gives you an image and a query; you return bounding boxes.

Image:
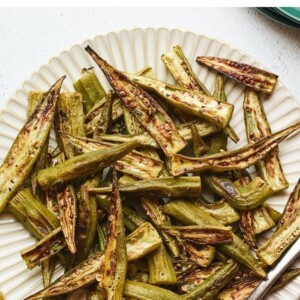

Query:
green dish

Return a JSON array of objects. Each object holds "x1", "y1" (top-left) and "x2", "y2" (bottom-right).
[
  {"x1": 275, "y1": 7, "x2": 300, "y2": 24},
  {"x1": 257, "y1": 8, "x2": 300, "y2": 29}
]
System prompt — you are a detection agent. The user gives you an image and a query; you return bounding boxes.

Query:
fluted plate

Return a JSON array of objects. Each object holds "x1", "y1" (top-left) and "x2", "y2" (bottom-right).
[{"x1": 0, "y1": 28, "x2": 299, "y2": 300}]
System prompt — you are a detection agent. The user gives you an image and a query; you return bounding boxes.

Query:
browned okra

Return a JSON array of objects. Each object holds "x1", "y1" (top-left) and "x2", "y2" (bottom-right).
[
  {"x1": 269, "y1": 268, "x2": 300, "y2": 293},
  {"x1": 0, "y1": 76, "x2": 65, "y2": 212},
  {"x1": 125, "y1": 72, "x2": 234, "y2": 129},
  {"x1": 202, "y1": 174, "x2": 273, "y2": 210},
  {"x1": 182, "y1": 259, "x2": 239, "y2": 300},
  {"x1": 21, "y1": 227, "x2": 66, "y2": 269},
  {"x1": 89, "y1": 176, "x2": 201, "y2": 198},
  {"x1": 170, "y1": 120, "x2": 300, "y2": 176},
  {"x1": 279, "y1": 178, "x2": 300, "y2": 228},
  {"x1": 244, "y1": 88, "x2": 288, "y2": 192},
  {"x1": 98, "y1": 167, "x2": 127, "y2": 300},
  {"x1": 196, "y1": 56, "x2": 278, "y2": 94},
  {"x1": 37, "y1": 140, "x2": 138, "y2": 189},
  {"x1": 73, "y1": 68, "x2": 107, "y2": 112},
  {"x1": 257, "y1": 211, "x2": 300, "y2": 266},
  {"x1": 239, "y1": 211, "x2": 257, "y2": 248},
  {"x1": 162, "y1": 225, "x2": 233, "y2": 245},
  {"x1": 140, "y1": 197, "x2": 180, "y2": 257},
  {"x1": 163, "y1": 199, "x2": 266, "y2": 277},
  {"x1": 184, "y1": 243, "x2": 216, "y2": 267},
  {"x1": 61, "y1": 132, "x2": 163, "y2": 180},
  {"x1": 85, "y1": 45, "x2": 187, "y2": 157},
  {"x1": 252, "y1": 205, "x2": 275, "y2": 235}
]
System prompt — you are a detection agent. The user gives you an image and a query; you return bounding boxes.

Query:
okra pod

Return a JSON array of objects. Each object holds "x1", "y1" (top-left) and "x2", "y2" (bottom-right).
[
  {"x1": 252, "y1": 205, "x2": 275, "y2": 234},
  {"x1": 7, "y1": 188, "x2": 59, "y2": 239},
  {"x1": 162, "y1": 225, "x2": 233, "y2": 244},
  {"x1": 257, "y1": 211, "x2": 300, "y2": 265},
  {"x1": 263, "y1": 202, "x2": 282, "y2": 224},
  {"x1": 61, "y1": 132, "x2": 163, "y2": 179},
  {"x1": 269, "y1": 268, "x2": 300, "y2": 293},
  {"x1": 73, "y1": 68, "x2": 107, "y2": 112},
  {"x1": 202, "y1": 174, "x2": 273, "y2": 210},
  {"x1": 0, "y1": 76, "x2": 65, "y2": 212},
  {"x1": 239, "y1": 211, "x2": 257, "y2": 248},
  {"x1": 98, "y1": 167, "x2": 127, "y2": 300},
  {"x1": 127, "y1": 260, "x2": 149, "y2": 283},
  {"x1": 163, "y1": 199, "x2": 266, "y2": 277},
  {"x1": 190, "y1": 122, "x2": 208, "y2": 156},
  {"x1": 75, "y1": 176, "x2": 99, "y2": 263},
  {"x1": 97, "y1": 224, "x2": 106, "y2": 252},
  {"x1": 126, "y1": 222, "x2": 162, "y2": 261},
  {"x1": 37, "y1": 140, "x2": 138, "y2": 189},
  {"x1": 25, "y1": 252, "x2": 104, "y2": 300},
  {"x1": 124, "y1": 280, "x2": 182, "y2": 300},
  {"x1": 27, "y1": 90, "x2": 48, "y2": 198},
  {"x1": 90, "y1": 176, "x2": 201, "y2": 198},
  {"x1": 170, "y1": 120, "x2": 300, "y2": 176},
  {"x1": 184, "y1": 243, "x2": 216, "y2": 267},
  {"x1": 244, "y1": 88, "x2": 288, "y2": 192},
  {"x1": 193, "y1": 197, "x2": 240, "y2": 225},
  {"x1": 41, "y1": 256, "x2": 57, "y2": 288},
  {"x1": 85, "y1": 46, "x2": 186, "y2": 156},
  {"x1": 196, "y1": 56, "x2": 278, "y2": 94},
  {"x1": 126, "y1": 72, "x2": 234, "y2": 129},
  {"x1": 279, "y1": 178, "x2": 300, "y2": 228},
  {"x1": 147, "y1": 244, "x2": 177, "y2": 285},
  {"x1": 140, "y1": 197, "x2": 180, "y2": 257},
  {"x1": 21, "y1": 227, "x2": 66, "y2": 269},
  {"x1": 182, "y1": 260, "x2": 239, "y2": 300}
]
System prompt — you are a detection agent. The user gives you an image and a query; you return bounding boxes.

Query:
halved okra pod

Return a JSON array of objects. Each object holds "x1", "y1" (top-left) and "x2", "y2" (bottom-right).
[
  {"x1": 85, "y1": 45, "x2": 187, "y2": 157},
  {"x1": 163, "y1": 199, "x2": 266, "y2": 277},
  {"x1": 0, "y1": 76, "x2": 65, "y2": 212},
  {"x1": 61, "y1": 132, "x2": 163, "y2": 180},
  {"x1": 98, "y1": 167, "x2": 127, "y2": 300},
  {"x1": 244, "y1": 88, "x2": 288, "y2": 192},
  {"x1": 125, "y1": 72, "x2": 234, "y2": 129},
  {"x1": 196, "y1": 56, "x2": 278, "y2": 94},
  {"x1": 170, "y1": 120, "x2": 300, "y2": 176},
  {"x1": 182, "y1": 259, "x2": 239, "y2": 300},
  {"x1": 37, "y1": 140, "x2": 138, "y2": 189},
  {"x1": 89, "y1": 176, "x2": 201, "y2": 198}
]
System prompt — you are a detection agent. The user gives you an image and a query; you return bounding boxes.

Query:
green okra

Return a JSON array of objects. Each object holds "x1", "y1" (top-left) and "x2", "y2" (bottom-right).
[
  {"x1": 127, "y1": 259, "x2": 149, "y2": 283},
  {"x1": 21, "y1": 227, "x2": 66, "y2": 269},
  {"x1": 163, "y1": 199, "x2": 266, "y2": 277},
  {"x1": 193, "y1": 197, "x2": 240, "y2": 225},
  {"x1": 85, "y1": 46, "x2": 187, "y2": 157},
  {"x1": 244, "y1": 88, "x2": 288, "y2": 192},
  {"x1": 202, "y1": 174, "x2": 273, "y2": 210},
  {"x1": 61, "y1": 132, "x2": 163, "y2": 180},
  {"x1": 263, "y1": 202, "x2": 282, "y2": 224},
  {"x1": 97, "y1": 224, "x2": 106, "y2": 252},
  {"x1": 239, "y1": 211, "x2": 256, "y2": 248},
  {"x1": 41, "y1": 256, "x2": 57, "y2": 288},
  {"x1": 37, "y1": 140, "x2": 138, "y2": 189},
  {"x1": 56, "y1": 92, "x2": 86, "y2": 159},
  {"x1": 190, "y1": 122, "x2": 208, "y2": 156},
  {"x1": 162, "y1": 45, "x2": 210, "y2": 95},
  {"x1": 73, "y1": 68, "x2": 107, "y2": 112},
  {"x1": 89, "y1": 176, "x2": 201, "y2": 198},
  {"x1": 182, "y1": 260, "x2": 239, "y2": 300},
  {"x1": 257, "y1": 211, "x2": 300, "y2": 266},
  {"x1": 140, "y1": 197, "x2": 180, "y2": 257},
  {"x1": 126, "y1": 222, "x2": 162, "y2": 261},
  {"x1": 170, "y1": 120, "x2": 300, "y2": 176},
  {"x1": 25, "y1": 252, "x2": 104, "y2": 300},
  {"x1": 196, "y1": 56, "x2": 278, "y2": 94},
  {"x1": 27, "y1": 90, "x2": 48, "y2": 199},
  {"x1": 252, "y1": 205, "x2": 275, "y2": 235},
  {"x1": 162, "y1": 225, "x2": 233, "y2": 245},
  {"x1": 7, "y1": 188, "x2": 59, "y2": 239},
  {"x1": 125, "y1": 72, "x2": 234, "y2": 129},
  {"x1": 269, "y1": 268, "x2": 300, "y2": 293},
  {"x1": 0, "y1": 76, "x2": 65, "y2": 212},
  {"x1": 184, "y1": 243, "x2": 216, "y2": 267},
  {"x1": 147, "y1": 244, "x2": 177, "y2": 285},
  {"x1": 93, "y1": 90, "x2": 113, "y2": 137},
  {"x1": 124, "y1": 280, "x2": 182, "y2": 300},
  {"x1": 98, "y1": 167, "x2": 127, "y2": 300},
  {"x1": 279, "y1": 178, "x2": 300, "y2": 228},
  {"x1": 75, "y1": 176, "x2": 99, "y2": 264}
]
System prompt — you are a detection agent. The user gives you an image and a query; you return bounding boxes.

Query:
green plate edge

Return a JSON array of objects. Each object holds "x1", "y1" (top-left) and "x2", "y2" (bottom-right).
[{"x1": 276, "y1": 7, "x2": 300, "y2": 24}]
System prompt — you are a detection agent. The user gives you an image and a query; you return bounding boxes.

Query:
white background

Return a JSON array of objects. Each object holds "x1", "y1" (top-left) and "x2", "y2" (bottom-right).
[{"x1": 0, "y1": 7, "x2": 299, "y2": 109}]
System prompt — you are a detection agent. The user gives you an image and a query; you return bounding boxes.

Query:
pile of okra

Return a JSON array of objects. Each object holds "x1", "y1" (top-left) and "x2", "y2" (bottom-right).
[{"x1": 1, "y1": 44, "x2": 300, "y2": 300}]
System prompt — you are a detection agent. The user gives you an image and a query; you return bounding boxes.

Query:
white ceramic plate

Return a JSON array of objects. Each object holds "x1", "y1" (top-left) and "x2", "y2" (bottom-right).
[{"x1": 0, "y1": 28, "x2": 300, "y2": 300}]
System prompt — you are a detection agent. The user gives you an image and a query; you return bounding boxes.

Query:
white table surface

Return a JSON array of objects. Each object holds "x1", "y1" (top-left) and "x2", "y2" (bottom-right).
[{"x1": 0, "y1": 7, "x2": 299, "y2": 109}]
